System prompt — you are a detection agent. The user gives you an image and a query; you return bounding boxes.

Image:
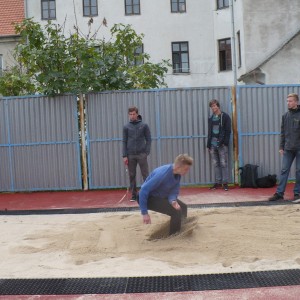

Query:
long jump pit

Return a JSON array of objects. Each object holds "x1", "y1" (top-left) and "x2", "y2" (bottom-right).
[{"x1": 0, "y1": 202, "x2": 300, "y2": 295}]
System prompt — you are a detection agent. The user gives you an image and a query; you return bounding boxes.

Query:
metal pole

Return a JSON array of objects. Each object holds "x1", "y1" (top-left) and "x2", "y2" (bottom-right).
[
  {"x1": 79, "y1": 93, "x2": 88, "y2": 190},
  {"x1": 231, "y1": 86, "x2": 239, "y2": 185}
]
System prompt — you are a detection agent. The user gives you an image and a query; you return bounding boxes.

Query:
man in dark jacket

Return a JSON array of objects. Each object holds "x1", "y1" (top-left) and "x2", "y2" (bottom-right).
[
  {"x1": 207, "y1": 99, "x2": 231, "y2": 191},
  {"x1": 123, "y1": 106, "x2": 151, "y2": 201},
  {"x1": 269, "y1": 93, "x2": 300, "y2": 203}
]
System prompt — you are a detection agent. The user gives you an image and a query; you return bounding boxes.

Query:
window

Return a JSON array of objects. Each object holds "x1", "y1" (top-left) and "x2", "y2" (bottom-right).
[
  {"x1": 41, "y1": 0, "x2": 56, "y2": 20},
  {"x1": 237, "y1": 31, "x2": 242, "y2": 67},
  {"x1": 172, "y1": 42, "x2": 189, "y2": 73},
  {"x1": 83, "y1": 0, "x2": 98, "y2": 17},
  {"x1": 217, "y1": 0, "x2": 229, "y2": 9},
  {"x1": 171, "y1": 0, "x2": 186, "y2": 13},
  {"x1": 125, "y1": 0, "x2": 140, "y2": 15},
  {"x1": 218, "y1": 38, "x2": 232, "y2": 71},
  {"x1": 0, "y1": 55, "x2": 3, "y2": 76},
  {"x1": 133, "y1": 45, "x2": 144, "y2": 66}
]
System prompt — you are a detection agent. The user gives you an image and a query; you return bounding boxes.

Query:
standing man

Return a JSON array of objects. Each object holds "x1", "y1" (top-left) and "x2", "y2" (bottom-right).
[
  {"x1": 137, "y1": 154, "x2": 193, "y2": 235},
  {"x1": 207, "y1": 99, "x2": 232, "y2": 191},
  {"x1": 269, "y1": 93, "x2": 300, "y2": 203},
  {"x1": 123, "y1": 106, "x2": 151, "y2": 201}
]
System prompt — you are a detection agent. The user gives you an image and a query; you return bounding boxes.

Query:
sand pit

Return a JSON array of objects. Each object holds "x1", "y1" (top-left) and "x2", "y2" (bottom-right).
[{"x1": 1, "y1": 205, "x2": 300, "y2": 279}]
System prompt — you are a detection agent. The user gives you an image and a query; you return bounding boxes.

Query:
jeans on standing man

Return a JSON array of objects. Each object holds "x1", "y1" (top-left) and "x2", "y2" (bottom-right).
[
  {"x1": 209, "y1": 145, "x2": 229, "y2": 186},
  {"x1": 276, "y1": 150, "x2": 300, "y2": 196},
  {"x1": 269, "y1": 93, "x2": 300, "y2": 203},
  {"x1": 127, "y1": 153, "x2": 149, "y2": 198}
]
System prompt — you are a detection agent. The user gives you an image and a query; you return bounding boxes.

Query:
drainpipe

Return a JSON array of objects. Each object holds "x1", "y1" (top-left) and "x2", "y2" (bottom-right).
[
  {"x1": 230, "y1": 0, "x2": 239, "y2": 184},
  {"x1": 230, "y1": 0, "x2": 237, "y2": 86},
  {"x1": 24, "y1": 0, "x2": 28, "y2": 18}
]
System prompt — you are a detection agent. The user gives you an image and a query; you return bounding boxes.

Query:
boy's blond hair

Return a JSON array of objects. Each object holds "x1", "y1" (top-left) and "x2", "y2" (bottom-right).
[
  {"x1": 287, "y1": 93, "x2": 299, "y2": 102},
  {"x1": 174, "y1": 154, "x2": 193, "y2": 167}
]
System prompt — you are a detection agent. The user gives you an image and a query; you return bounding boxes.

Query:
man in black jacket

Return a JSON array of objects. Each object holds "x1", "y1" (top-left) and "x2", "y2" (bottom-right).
[
  {"x1": 123, "y1": 106, "x2": 151, "y2": 201},
  {"x1": 207, "y1": 99, "x2": 232, "y2": 191},
  {"x1": 269, "y1": 93, "x2": 300, "y2": 203}
]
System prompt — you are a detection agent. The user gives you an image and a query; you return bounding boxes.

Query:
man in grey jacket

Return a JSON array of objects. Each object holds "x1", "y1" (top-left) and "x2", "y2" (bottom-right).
[
  {"x1": 269, "y1": 93, "x2": 300, "y2": 203},
  {"x1": 123, "y1": 106, "x2": 151, "y2": 201}
]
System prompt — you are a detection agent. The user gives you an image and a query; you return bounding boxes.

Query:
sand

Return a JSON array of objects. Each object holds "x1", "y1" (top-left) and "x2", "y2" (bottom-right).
[{"x1": 1, "y1": 205, "x2": 300, "y2": 279}]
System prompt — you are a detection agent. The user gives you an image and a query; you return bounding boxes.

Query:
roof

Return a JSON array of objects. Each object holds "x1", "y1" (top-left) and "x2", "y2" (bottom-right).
[{"x1": 0, "y1": 0, "x2": 25, "y2": 36}]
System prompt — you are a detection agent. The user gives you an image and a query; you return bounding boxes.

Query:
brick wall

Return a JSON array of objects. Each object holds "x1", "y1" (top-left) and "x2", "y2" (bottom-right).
[{"x1": 0, "y1": 0, "x2": 25, "y2": 35}]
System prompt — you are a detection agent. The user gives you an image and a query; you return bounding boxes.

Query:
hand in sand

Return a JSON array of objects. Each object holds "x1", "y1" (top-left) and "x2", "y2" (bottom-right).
[{"x1": 143, "y1": 214, "x2": 151, "y2": 224}]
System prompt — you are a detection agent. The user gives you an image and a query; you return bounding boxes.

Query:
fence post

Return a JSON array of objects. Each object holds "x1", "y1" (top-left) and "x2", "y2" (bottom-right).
[
  {"x1": 79, "y1": 93, "x2": 88, "y2": 190},
  {"x1": 231, "y1": 86, "x2": 239, "y2": 185}
]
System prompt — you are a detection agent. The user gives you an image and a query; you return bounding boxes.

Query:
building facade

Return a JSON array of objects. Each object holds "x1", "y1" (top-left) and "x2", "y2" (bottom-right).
[
  {"x1": 1, "y1": 1, "x2": 300, "y2": 88},
  {"x1": 0, "y1": 0, "x2": 25, "y2": 74}
]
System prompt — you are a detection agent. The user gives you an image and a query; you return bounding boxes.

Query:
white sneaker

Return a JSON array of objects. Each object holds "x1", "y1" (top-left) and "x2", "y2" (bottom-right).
[
  {"x1": 130, "y1": 195, "x2": 137, "y2": 202},
  {"x1": 292, "y1": 198, "x2": 300, "y2": 204}
]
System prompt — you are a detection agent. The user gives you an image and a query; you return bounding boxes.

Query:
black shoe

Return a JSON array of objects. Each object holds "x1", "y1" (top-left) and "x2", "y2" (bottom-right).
[
  {"x1": 292, "y1": 194, "x2": 300, "y2": 203},
  {"x1": 268, "y1": 193, "x2": 283, "y2": 201},
  {"x1": 223, "y1": 184, "x2": 229, "y2": 191},
  {"x1": 130, "y1": 195, "x2": 137, "y2": 202},
  {"x1": 209, "y1": 183, "x2": 221, "y2": 190}
]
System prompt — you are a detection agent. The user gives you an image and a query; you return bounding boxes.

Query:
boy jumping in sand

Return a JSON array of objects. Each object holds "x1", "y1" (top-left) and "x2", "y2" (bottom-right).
[{"x1": 137, "y1": 154, "x2": 193, "y2": 235}]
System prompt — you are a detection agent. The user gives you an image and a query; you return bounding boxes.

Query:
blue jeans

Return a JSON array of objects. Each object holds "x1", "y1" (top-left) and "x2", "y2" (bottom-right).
[
  {"x1": 209, "y1": 145, "x2": 229, "y2": 184},
  {"x1": 276, "y1": 149, "x2": 300, "y2": 196}
]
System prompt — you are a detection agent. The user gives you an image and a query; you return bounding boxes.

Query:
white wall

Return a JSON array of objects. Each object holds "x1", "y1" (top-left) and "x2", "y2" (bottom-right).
[
  {"x1": 242, "y1": 0, "x2": 300, "y2": 73},
  {"x1": 0, "y1": 36, "x2": 20, "y2": 70},
  {"x1": 261, "y1": 34, "x2": 300, "y2": 84},
  {"x1": 25, "y1": 0, "x2": 300, "y2": 87},
  {"x1": 26, "y1": 0, "x2": 236, "y2": 88}
]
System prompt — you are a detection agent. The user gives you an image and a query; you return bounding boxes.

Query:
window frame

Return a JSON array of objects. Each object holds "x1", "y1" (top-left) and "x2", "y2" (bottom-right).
[
  {"x1": 125, "y1": 0, "x2": 140, "y2": 16},
  {"x1": 217, "y1": 0, "x2": 229, "y2": 10},
  {"x1": 133, "y1": 44, "x2": 144, "y2": 66},
  {"x1": 171, "y1": 0, "x2": 186, "y2": 13},
  {"x1": 41, "y1": 0, "x2": 56, "y2": 20},
  {"x1": 218, "y1": 38, "x2": 232, "y2": 72},
  {"x1": 172, "y1": 41, "x2": 190, "y2": 74},
  {"x1": 83, "y1": 0, "x2": 98, "y2": 17}
]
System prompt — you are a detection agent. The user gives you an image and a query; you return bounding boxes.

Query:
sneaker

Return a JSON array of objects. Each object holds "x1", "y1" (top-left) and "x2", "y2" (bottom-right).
[
  {"x1": 209, "y1": 183, "x2": 221, "y2": 190},
  {"x1": 223, "y1": 184, "x2": 229, "y2": 191},
  {"x1": 130, "y1": 195, "x2": 137, "y2": 202},
  {"x1": 292, "y1": 194, "x2": 300, "y2": 203},
  {"x1": 268, "y1": 193, "x2": 283, "y2": 201}
]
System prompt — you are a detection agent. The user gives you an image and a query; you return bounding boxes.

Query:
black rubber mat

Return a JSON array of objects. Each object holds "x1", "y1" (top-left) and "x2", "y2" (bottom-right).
[
  {"x1": 0, "y1": 200, "x2": 293, "y2": 215},
  {"x1": 0, "y1": 269, "x2": 299, "y2": 295}
]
